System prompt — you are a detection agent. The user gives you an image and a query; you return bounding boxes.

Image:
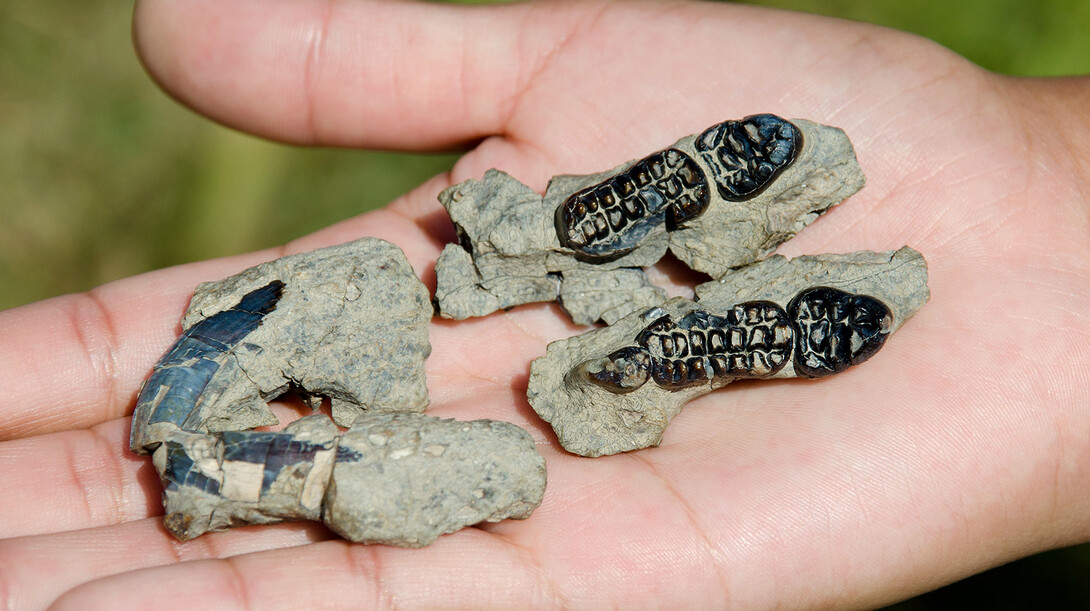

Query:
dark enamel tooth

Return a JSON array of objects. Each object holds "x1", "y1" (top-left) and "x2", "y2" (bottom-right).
[
  {"x1": 729, "y1": 328, "x2": 744, "y2": 350},
  {"x1": 660, "y1": 335, "x2": 675, "y2": 357},
  {"x1": 751, "y1": 353, "x2": 771, "y2": 376},
  {"x1": 608, "y1": 209, "x2": 627, "y2": 231},
  {"x1": 649, "y1": 160, "x2": 665, "y2": 179},
  {"x1": 708, "y1": 329, "x2": 725, "y2": 353},
  {"x1": 678, "y1": 166, "x2": 699, "y2": 186},
  {"x1": 695, "y1": 114, "x2": 801, "y2": 201},
  {"x1": 669, "y1": 359, "x2": 686, "y2": 383},
  {"x1": 749, "y1": 326, "x2": 767, "y2": 349},
  {"x1": 729, "y1": 354, "x2": 746, "y2": 372},
  {"x1": 614, "y1": 176, "x2": 636, "y2": 196},
  {"x1": 688, "y1": 357, "x2": 706, "y2": 381},
  {"x1": 709, "y1": 355, "x2": 729, "y2": 377},
  {"x1": 663, "y1": 178, "x2": 681, "y2": 198},
  {"x1": 672, "y1": 332, "x2": 688, "y2": 358},
  {"x1": 623, "y1": 300, "x2": 795, "y2": 388},
  {"x1": 746, "y1": 306, "x2": 762, "y2": 325},
  {"x1": 689, "y1": 331, "x2": 705, "y2": 356},
  {"x1": 788, "y1": 287, "x2": 893, "y2": 378},
  {"x1": 593, "y1": 214, "x2": 610, "y2": 238},
  {"x1": 677, "y1": 194, "x2": 693, "y2": 209},
  {"x1": 774, "y1": 324, "x2": 791, "y2": 345},
  {"x1": 556, "y1": 121, "x2": 779, "y2": 258},
  {"x1": 656, "y1": 359, "x2": 675, "y2": 384}
]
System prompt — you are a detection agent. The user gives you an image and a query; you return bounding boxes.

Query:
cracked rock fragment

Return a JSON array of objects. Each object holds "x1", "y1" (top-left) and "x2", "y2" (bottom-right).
[
  {"x1": 178, "y1": 238, "x2": 433, "y2": 430},
  {"x1": 527, "y1": 248, "x2": 929, "y2": 457},
  {"x1": 324, "y1": 413, "x2": 546, "y2": 547},
  {"x1": 131, "y1": 238, "x2": 547, "y2": 544},
  {"x1": 153, "y1": 413, "x2": 545, "y2": 545},
  {"x1": 558, "y1": 268, "x2": 668, "y2": 326},
  {"x1": 434, "y1": 115, "x2": 865, "y2": 324}
]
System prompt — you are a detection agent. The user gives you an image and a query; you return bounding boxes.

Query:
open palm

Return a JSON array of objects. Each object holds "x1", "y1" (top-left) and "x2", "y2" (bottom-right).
[{"x1": 2, "y1": 0, "x2": 1088, "y2": 608}]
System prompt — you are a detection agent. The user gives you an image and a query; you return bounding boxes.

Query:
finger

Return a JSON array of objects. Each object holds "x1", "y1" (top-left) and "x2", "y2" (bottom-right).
[
  {"x1": 0, "y1": 418, "x2": 156, "y2": 538},
  {"x1": 52, "y1": 533, "x2": 551, "y2": 610},
  {"x1": 0, "y1": 193, "x2": 442, "y2": 440},
  {"x1": 131, "y1": 0, "x2": 934, "y2": 157},
  {"x1": 132, "y1": 0, "x2": 585, "y2": 149},
  {"x1": 10, "y1": 449, "x2": 574, "y2": 608},
  {"x1": 0, "y1": 518, "x2": 330, "y2": 610},
  {"x1": 50, "y1": 455, "x2": 729, "y2": 610},
  {"x1": 0, "y1": 369, "x2": 563, "y2": 540}
]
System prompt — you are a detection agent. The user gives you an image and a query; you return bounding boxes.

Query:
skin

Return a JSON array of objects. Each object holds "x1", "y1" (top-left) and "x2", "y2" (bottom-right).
[{"x1": 0, "y1": 0, "x2": 1088, "y2": 607}]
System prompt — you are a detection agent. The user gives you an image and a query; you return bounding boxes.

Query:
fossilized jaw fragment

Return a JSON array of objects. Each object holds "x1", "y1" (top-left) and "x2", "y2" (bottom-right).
[
  {"x1": 131, "y1": 239, "x2": 434, "y2": 453},
  {"x1": 434, "y1": 115, "x2": 863, "y2": 324},
  {"x1": 131, "y1": 238, "x2": 548, "y2": 545},
  {"x1": 130, "y1": 280, "x2": 287, "y2": 452},
  {"x1": 154, "y1": 413, "x2": 546, "y2": 546},
  {"x1": 578, "y1": 288, "x2": 887, "y2": 395},
  {"x1": 580, "y1": 346, "x2": 652, "y2": 393},
  {"x1": 180, "y1": 238, "x2": 434, "y2": 429},
  {"x1": 527, "y1": 248, "x2": 929, "y2": 457},
  {"x1": 554, "y1": 114, "x2": 801, "y2": 261},
  {"x1": 156, "y1": 415, "x2": 340, "y2": 540}
]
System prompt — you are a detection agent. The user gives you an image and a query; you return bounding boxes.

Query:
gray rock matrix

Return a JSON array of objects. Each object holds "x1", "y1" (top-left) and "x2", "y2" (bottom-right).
[
  {"x1": 527, "y1": 247, "x2": 930, "y2": 457},
  {"x1": 159, "y1": 413, "x2": 546, "y2": 547},
  {"x1": 179, "y1": 238, "x2": 432, "y2": 430},
  {"x1": 434, "y1": 118, "x2": 865, "y2": 325},
  {"x1": 325, "y1": 413, "x2": 546, "y2": 547},
  {"x1": 132, "y1": 238, "x2": 547, "y2": 545}
]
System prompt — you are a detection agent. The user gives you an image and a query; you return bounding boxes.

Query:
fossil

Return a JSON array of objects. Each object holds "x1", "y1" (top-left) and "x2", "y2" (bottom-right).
[
  {"x1": 130, "y1": 239, "x2": 546, "y2": 545},
  {"x1": 694, "y1": 113, "x2": 801, "y2": 201},
  {"x1": 555, "y1": 148, "x2": 710, "y2": 260},
  {"x1": 528, "y1": 247, "x2": 929, "y2": 457},
  {"x1": 435, "y1": 115, "x2": 863, "y2": 324},
  {"x1": 556, "y1": 114, "x2": 801, "y2": 261},
  {"x1": 583, "y1": 287, "x2": 890, "y2": 394},
  {"x1": 153, "y1": 413, "x2": 546, "y2": 547},
  {"x1": 129, "y1": 280, "x2": 285, "y2": 452},
  {"x1": 788, "y1": 286, "x2": 892, "y2": 378}
]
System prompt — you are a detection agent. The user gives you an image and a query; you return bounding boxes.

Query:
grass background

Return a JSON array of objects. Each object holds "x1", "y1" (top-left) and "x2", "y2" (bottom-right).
[{"x1": 2, "y1": 0, "x2": 1088, "y2": 606}]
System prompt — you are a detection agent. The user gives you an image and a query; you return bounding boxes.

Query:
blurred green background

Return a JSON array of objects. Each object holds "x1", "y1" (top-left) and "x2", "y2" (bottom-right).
[{"x1": 2, "y1": 0, "x2": 1088, "y2": 606}]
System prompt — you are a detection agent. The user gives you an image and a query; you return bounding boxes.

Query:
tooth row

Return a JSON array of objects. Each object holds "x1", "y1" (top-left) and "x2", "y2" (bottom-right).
[
  {"x1": 636, "y1": 302, "x2": 793, "y2": 388},
  {"x1": 788, "y1": 287, "x2": 892, "y2": 378},
  {"x1": 625, "y1": 287, "x2": 892, "y2": 389},
  {"x1": 694, "y1": 114, "x2": 801, "y2": 201},
  {"x1": 556, "y1": 148, "x2": 709, "y2": 258}
]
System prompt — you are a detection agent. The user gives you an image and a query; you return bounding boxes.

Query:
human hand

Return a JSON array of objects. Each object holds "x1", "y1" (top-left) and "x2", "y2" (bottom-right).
[{"x1": 2, "y1": 0, "x2": 1088, "y2": 607}]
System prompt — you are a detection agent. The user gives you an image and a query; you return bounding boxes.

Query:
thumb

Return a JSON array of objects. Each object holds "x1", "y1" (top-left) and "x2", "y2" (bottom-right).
[{"x1": 133, "y1": 0, "x2": 584, "y2": 149}]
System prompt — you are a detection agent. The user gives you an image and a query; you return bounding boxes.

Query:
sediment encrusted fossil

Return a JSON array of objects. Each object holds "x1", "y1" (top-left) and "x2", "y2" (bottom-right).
[
  {"x1": 583, "y1": 286, "x2": 892, "y2": 393},
  {"x1": 527, "y1": 247, "x2": 930, "y2": 457},
  {"x1": 435, "y1": 114, "x2": 863, "y2": 325},
  {"x1": 130, "y1": 239, "x2": 546, "y2": 545},
  {"x1": 556, "y1": 114, "x2": 802, "y2": 261}
]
